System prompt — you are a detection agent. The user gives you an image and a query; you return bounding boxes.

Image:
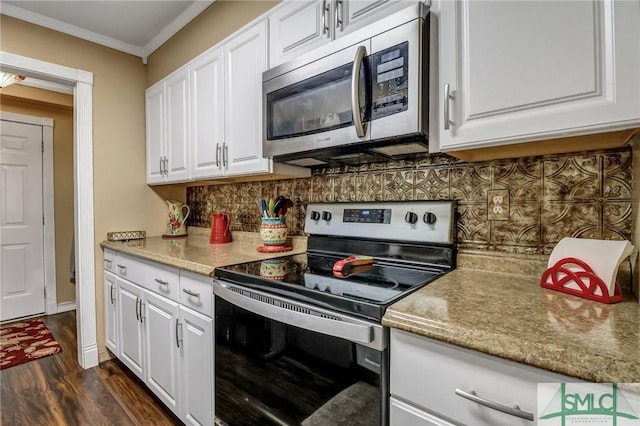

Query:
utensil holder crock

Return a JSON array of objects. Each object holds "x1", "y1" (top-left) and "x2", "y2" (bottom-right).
[{"x1": 260, "y1": 217, "x2": 288, "y2": 246}]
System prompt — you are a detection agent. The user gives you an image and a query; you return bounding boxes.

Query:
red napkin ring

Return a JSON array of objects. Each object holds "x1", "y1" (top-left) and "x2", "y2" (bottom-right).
[{"x1": 540, "y1": 257, "x2": 622, "y2": 304}]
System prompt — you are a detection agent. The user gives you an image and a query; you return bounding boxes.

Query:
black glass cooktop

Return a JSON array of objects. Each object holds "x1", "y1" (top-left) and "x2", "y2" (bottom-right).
[{"x1": 214, "y1": 253, "x2": 447, "y2": 321}]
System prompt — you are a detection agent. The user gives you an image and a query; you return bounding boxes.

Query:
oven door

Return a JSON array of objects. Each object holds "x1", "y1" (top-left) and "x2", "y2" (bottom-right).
[
  {"x1": 214, "y1": 279, "x2": 389, "y2": 426},
  {"x1": 263, "y1": 41, "x2": 371, "y2": 159}
]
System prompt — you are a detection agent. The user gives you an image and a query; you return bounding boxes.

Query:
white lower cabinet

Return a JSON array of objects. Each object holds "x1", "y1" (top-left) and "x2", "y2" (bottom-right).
[
  {"x1": 390, "y1": 329, "x2": 573, "y2": 426},
  {"x1": 104, "y1": 251, "x2": 213, "y2": 424},
  {"x1": 143, "y1": 290, "x2": 181, "y2": 414}
]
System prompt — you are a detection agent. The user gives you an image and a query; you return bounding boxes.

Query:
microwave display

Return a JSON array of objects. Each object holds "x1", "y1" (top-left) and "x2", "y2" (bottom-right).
[{"x1": 370, "y1": 42, "x2": 409, "y2": 121}]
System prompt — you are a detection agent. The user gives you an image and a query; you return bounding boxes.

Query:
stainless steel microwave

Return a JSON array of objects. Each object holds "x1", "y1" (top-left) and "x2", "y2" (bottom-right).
[{"x1": 263, "y1": 3, "x2": 429, "y2": 167}]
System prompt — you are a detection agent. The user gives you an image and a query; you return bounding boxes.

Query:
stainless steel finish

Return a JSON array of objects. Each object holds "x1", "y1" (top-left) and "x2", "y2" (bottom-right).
[
  {"x1": 214, "y1": 280, "x2": 386, "y2": 351},
  {"x1": 163, "y1": 156, "x2": 169, "y2": 175},
  {"x1": 305, "y1": 201, "x2": 456, "y2": 244},
  {"x1": 159, "y1": 157, "x2": 164, "y2": 175},
  {"x1": 444, "y1": 84, "x2": 452, "y2": 130},
  {"x1": 139, "y1": 302, "x2": 145, "y2": 323},
  {"x1": 454, "y1": 389, "x2": 534, "y2": 421},
  {"x1": 263, "y1": 4, "x2": 428, "y2": 160},
  {"x1": 110, "y1": 284, "x2": 115, "y2": 304},
  {"x1": 335, "y1": 0, "x2": 343, "y2": 31},
  {"x1": 175, "y1": 319, "x2": 181, "y2": 348},
  {"x1": 351, "y1": 45, "x2": 367, "y2": 138},
  {"x1": 104, "y1": 259, "x2": 112, "y2": 268},
  {"x1": 216, "y1": 143, "x2": 221, "y2": 168},
  {"x1": 135, "y1": 298, "x2": 140, "y2": 321},
  {"x1": 155, "y1": 278, "x2": 169, "y2": 286},
  {"x1": 222, "y1": 143, "x2": 228, "y2": 168},
  {"x1": 351, "y1": 46, "x2": 367, "y2": 138},
  {"x1": 322, "y1": 0, "x2": 329, "y2": 36},
  {"x1": 183, "y1": 288, "x2": 200, "y2": 298},
  {"x1": 117, "y1": 264, "x2": 127, "y2": 275}
]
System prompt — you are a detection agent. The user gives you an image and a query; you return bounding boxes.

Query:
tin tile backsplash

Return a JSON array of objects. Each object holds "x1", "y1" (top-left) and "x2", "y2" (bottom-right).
[{"x1": 186, "y1": 147, "x2": 632, "y2": 254}]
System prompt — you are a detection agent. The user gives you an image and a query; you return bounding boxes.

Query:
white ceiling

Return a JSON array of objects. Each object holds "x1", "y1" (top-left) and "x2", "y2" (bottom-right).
[{"x1": 1, "y1": 0, "x2": 214, "y2": 62}]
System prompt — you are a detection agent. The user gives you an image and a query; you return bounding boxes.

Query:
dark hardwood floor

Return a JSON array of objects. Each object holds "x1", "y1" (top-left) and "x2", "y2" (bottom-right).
[{"x1": 0, "y1": 311, "x2": 180, "y2": 426}]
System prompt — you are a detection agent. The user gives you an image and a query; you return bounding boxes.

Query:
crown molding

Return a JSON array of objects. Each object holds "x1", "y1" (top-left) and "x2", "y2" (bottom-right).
[{"x1": 20, "y1": 77, "x2": 75, "y2": 95}]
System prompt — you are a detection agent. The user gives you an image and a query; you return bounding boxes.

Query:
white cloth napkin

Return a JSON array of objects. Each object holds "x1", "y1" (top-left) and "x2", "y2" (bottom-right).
[{"x1": 547, "y1": 237, "x2": 635, "y2": 296}]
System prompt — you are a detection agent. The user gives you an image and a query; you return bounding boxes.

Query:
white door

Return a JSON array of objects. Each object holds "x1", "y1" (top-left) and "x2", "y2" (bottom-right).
[
  {"x1": 0, "y1": 120, "x2": 45, "y2": 321},
  {"x1": 165, "y1": 67, "x2": 190, "y2": 183},
  {"x1": 179, "y1": 306, "x2": 214, "y2": 426},
  {"x1": 104, "y1": 271, "x2": 118, "y2": 354},
  {"x1": 144, "y1": 289, "x2": 180, "y2": 415},
  {"x1": 224, "y1": 21, "x2": 271, "y2": 176},
  {"x1": 190, "y1": 47, "x2": 225, "y2": 179},
  {"x1": 436, "y1": 0, "x2": 640, "y2": 151},
  {"x1": 145, "y1": 82, "x2": 165, "y2": 184},
  {"x1": 116, "y1": 278, "x2": 144, "y2": 380}
]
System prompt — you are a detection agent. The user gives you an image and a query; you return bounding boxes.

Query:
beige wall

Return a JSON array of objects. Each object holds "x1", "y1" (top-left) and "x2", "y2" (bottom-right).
[
  {"x1": 147, "y1": 0, "x2": 279, "y2": 85},
  {"x1": 1, "y1": 15, "x2": 169, "y2": 361},
  {"x1": 0, "y1": 90, "x2": 76, "y2": 303}
]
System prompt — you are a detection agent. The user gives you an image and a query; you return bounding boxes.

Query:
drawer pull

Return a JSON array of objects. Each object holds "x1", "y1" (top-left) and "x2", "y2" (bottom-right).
[
  {"x1": 104, "y1": 259, "x2": 112, "y2": 268},
  {"x1": 155, "y1": 278, "x2": 169, "y2": 286},
  {"x1": 454, "y1": 389, "x2": 534, "y2": 421},
  {"x1": 117, "y1": 264, "x2": 127, "y2": 274},
  {"x1": 182, "y1": 289, "x2": 200, "y2": 298}
]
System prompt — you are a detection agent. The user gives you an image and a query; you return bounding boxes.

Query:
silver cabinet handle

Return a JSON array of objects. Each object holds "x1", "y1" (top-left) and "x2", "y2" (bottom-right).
[
  {"x1": 222, "y1": 143, "x2": 228, "y2": 168},
  {"x1": 163, "y1": 156, "x2": 169, "y2": 175},
  {"x1": 322, "y1": 0, "x2": 329, "y2": 36},
  {"x1": 444, "y1": 83, "x2": 453, "y2": 130},
  {"x1": 182, "y1": 288, "x2": 200, "y2": 298},
  {"x1": 139, "y1": 301, "x2": 145, "y2": 323},
  {"x1": 117, "y1": 264, "x2": 127, "y2": 275},
  {"x1": 159, "y1": 157, "x2": 164, "y2": 175},
  {"x1": 215, "y1": 281, "x2": 374, "y2": 345},
  {"x1": 455, "y1": 389, "x2": 534, "y2": 421},
  {"x1": 135, "y1": 298, "x2": 140, "y2": 321},
  {"x1": 104, "y1": 259, "x2": 112, "y2": 268},
  {"x1": 215, "y1": 143, "x2": 221, "y2": 168},
  {"x1": 335, "y1": 0, "x2": 343, "y2": 31},
  {"x1": 110, "y1": 284, "x2": 115, "y2": 304},
  {"x1": 155, "y1": 278, "x2": 169, "y2": 286},
  {"x1": 175, "y1": 319, "x2": 183, "y2": 348},
  {"x1": 351, "y1": 45, "x2": 367, "y2": 138}
]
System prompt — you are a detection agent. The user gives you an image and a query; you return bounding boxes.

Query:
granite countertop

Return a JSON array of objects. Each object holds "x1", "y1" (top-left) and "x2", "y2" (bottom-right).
[
  {"x1": 383, "y1": 252, "x2": 640, "y2": 383},
  {"x1": 100, "y1": 228, "x2": 307, "y2": 276}
]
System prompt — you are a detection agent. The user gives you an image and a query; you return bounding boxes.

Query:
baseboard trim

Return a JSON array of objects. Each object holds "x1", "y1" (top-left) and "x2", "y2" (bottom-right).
[
  {"x1": 80, "y1": 344, "x2": 99, "y2": 369},
  {"x1": 56, "y1": 301, "x2": 77, "y2": 313}
]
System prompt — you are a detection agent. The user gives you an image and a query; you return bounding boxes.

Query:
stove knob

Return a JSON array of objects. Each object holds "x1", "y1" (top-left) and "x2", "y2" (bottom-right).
[
  {"x1": 405, "y1": 211, "x2": 418, "y2": 224},
  {"x1": 321, "y1": 211, "x2": 332, "y2": 221},
  {"x1": 423, "y1": 212, "x2": 437, "y2": 225},
  {"x1": 310, "y1": 211, "x2": 321, "y2": 221}
]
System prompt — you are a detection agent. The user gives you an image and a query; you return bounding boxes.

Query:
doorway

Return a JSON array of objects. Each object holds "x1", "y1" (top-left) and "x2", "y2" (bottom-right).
[
  {"x1": 0, "y1": 118, "x2": 47, "y2": 320},
  {"x1": 1, "y1": 51, "x2": 97, "y2": 368}
]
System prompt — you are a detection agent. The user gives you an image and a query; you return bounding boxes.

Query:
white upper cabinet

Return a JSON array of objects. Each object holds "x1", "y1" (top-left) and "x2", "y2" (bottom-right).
[
  {"x1": 224, "y1": 21, "x2": 271, "y2": 176},
  {"x1": 434, "y1": 0, "x2": 640, "y2": 151},
  {"x1": 145, "y1": 66, "x2": 191, "y2": 184},
  {"x1": 269, "y1": 0, "x2": 413, "y2": 67},
  {"x1": 190, "y1": 47, "x2": 225, "y2": 180}
]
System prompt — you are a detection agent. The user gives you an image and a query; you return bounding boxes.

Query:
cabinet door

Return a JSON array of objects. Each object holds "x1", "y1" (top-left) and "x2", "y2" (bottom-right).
[
  {"x1": 143, "y1": 290, "x2": 180, "y2": 415},
  {"x1": 179, "y1": 306, "x2": 214, "y2": 426},
  {"x1": 224, "y1": 21, "x2": 272, "y2": 176},
  {"x1": 269, "y1": 0, "x2": 330, "y2": 68},
  {"x1": 340, "y1": 0, "x2": 412, "y2": 37},
  {"x1": 390, "y1": 397, "x2": 456, "y2": 426},
  {"x1": 190, "y1": 47, "x2": 225, "y2": 179},
  {"x1": 116, "y1": 278, "x2": 144, "y2": 380},
  {"x1": 436, "y1": 0, "x2": 640, "y2": 151},
  {"x1": 104, "y1": 271, "x2": 118, "y2": 354},
  {"x1": 145, "y1": 82, "x2": 165, "y2": 184},
  {"x1": 165, "y1": 67, "x2": 190, "y2": 183}
]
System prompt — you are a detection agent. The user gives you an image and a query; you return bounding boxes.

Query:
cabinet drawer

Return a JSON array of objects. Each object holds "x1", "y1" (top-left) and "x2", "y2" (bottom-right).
[
  {"x1": 179, "y1": 271, "x2": 213, "y2": 317},
  {"x1": 390, "y1": 397, "x2": 455, "y2": 426},
  {"x1": 390, "y1": 329, "x2": 571, "y2": 426},
  {"x1": 103, "y1": 248, "x2": 117, "y2": 273},
  {"x1": 116, "y1": 253, "x2": 180, "y2": 302}
]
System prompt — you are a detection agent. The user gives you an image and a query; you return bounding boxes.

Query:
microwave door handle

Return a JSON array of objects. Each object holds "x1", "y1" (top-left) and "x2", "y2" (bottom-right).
[{"x1": 351, "y1": 45, "x2": 367, "y2": 138}]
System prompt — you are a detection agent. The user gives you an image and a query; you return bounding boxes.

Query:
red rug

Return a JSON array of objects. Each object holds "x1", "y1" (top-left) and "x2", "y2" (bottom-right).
[{"x1": 0, "y1": 318, "x2": 62, "y2": 370}]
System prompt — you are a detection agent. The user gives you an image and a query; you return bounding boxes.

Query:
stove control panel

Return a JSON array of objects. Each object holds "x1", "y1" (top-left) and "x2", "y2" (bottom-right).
[{"x1": 305, "y1": 201, "x2": 456, "y2": 244}]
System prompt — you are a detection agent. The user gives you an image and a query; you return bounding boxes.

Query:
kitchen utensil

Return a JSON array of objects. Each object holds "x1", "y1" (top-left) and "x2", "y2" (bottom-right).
[
  {"x1": 273, "y1": 196, "x2": 286, "y2": 217},
  {"x1": 210, "y1": 212, "x2": 232, "y2": 244},
  {"x1": 268, "y1": 198, "x2": 276, "y2": 217},
  {"x1": 260, "y1": 199, "x2": 268, "y2": 218},
  {"x1": 164, "y1": 200, "x2": 189, "y2": 237}
]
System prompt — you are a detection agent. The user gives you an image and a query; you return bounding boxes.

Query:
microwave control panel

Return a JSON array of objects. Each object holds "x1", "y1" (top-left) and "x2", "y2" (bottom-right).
[{"x1": 370, "y1": 42, "x2": 409, "y2": 121}]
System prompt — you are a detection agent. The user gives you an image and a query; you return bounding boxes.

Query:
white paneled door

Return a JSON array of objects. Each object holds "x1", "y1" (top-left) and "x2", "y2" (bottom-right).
[{"x1": 0, "y1": 120, "x2": 45, "y2": 321}]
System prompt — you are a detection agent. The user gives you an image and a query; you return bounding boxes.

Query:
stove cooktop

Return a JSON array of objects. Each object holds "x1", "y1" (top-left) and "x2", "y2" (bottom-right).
[{"x1": 214, "y1": 253, "x2": 447, "y2": 321}]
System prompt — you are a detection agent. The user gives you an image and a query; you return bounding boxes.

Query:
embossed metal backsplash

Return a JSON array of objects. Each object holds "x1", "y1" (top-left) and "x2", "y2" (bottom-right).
[{"x1": 187, "y1": 147, "x2": 632, "y2": 254}]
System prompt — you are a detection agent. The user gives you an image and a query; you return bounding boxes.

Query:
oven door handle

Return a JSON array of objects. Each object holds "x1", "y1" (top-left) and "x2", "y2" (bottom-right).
[{"x1": 214, "y1": 281, "x2": 375, "y2": 345}]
